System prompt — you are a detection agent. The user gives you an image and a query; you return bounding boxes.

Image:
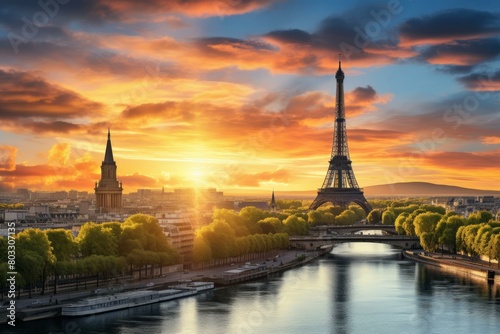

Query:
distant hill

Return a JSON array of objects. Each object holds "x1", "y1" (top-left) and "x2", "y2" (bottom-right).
[
  {"x1": 363, "y1": 182, "x2": 500, "y2": 197},
  {"x1": 226, "y1": 182, "x2": 500, "y2": 200}
]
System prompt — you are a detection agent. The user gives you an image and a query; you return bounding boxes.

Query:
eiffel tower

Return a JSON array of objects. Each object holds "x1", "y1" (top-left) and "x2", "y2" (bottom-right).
[{"x1": 309, "y1": 58, "x2": 372, "y2": 214}]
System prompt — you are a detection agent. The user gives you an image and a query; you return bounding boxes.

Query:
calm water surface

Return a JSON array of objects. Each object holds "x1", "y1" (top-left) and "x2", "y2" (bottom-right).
[{"x1": 7, "y1": 243, "x2": 500, "y2": 334}]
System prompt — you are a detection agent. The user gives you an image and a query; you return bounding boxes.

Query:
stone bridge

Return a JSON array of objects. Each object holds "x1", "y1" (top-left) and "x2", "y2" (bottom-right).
[
  {"x1": 309, "y1": 224, "x2": 397, "y2": 237},
  {"x1": 289, "y1": 235, "x2": 420, "y2": 251}
]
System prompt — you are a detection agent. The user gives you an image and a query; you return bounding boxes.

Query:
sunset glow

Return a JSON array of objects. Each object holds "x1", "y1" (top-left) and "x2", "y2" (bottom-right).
[{"x1": 1, "y1": 0, "x2": 500, "y2": 194}]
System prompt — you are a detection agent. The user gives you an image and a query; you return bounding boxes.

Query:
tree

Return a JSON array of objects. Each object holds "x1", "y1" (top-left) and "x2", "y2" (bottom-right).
[
  {"x1": 395, "y1": 213, "x2": 409, "y2": 235},
  {"x1": 487, "y1": 234, "x2": 500, "y2": 267},
  {"x1": 348, "y1": 205, "x2": 366, "y2": 222},
  {"x1": 474, "y1": 225, "x2": 492, "y2": 257},
  {"x1": 402, "y1": 209, "x2": 426, "y2": 236},
  {"x1": 307, "y1": 210, "x2": 333, "y2": 226},
  {"x1": 120, "y1": 214, "x2": 180, "y2": 264},
  {"x1": 77, "y1": 223, "x2": 118, "y2": 257},
  {"x1": 257, "y1": 217, "x2": 282, "y2": 234},
  {"x1": 276, "y1": 200, "x2": 303, "y2": 210},
  {"x1": 381, "y1": 210, "x2": 396, "y2": 225},
  {"x1": 239, "y1": 206, "x2": 271, "y2": 234},
  {"x1": 420, "y1": 232, "x2": 438, "y2": 252},
  {"x1": 335, "y1": 210, "x2": 357, "y2": 225},
  {"x1": 419, "y1": 205, "x2": 446, "y2": 215},
  {"x1": 17, "y1": 251, "x2": 44, "y2": 298},
  {"x1": 467, "y1": 211, "x2": 493, "y2": 225},
  {"x1": 283, "y1": 215, "x2": 308, "y2": 235},
  {"x1": 45, "y1": 229, "x2": 78, "y2": 261},
  {"x1": 434, "y1": 215, "x2": 465, "y2": 254},
  {"x1": 414, "y1": 212, "x2": 442, "y2": 237},
  {"x1": 213, "y1": 208, "x2": 248, "y2": 236},
  {"x1": 366, "y1": 210, "x2": 381, "y2": 224},
  {"x1": 16, "y1": 228, "x2": 55, "y2": 296}
]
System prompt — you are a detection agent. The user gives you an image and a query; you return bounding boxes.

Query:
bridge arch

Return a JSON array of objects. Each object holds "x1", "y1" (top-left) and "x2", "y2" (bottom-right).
[{"x1": 289, "y1": 235, "x2": 420, "y2": 251}]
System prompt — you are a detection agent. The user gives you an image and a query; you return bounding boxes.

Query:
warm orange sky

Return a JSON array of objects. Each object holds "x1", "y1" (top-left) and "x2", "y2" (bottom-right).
[{"x1": 1, "y1": 0, "x2": 500, "y2": 194}]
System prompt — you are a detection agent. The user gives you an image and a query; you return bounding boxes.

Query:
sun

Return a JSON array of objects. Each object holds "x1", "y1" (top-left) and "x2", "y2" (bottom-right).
[{"x1": 189, "y1": 168, "x2": 206, "y2": 187}]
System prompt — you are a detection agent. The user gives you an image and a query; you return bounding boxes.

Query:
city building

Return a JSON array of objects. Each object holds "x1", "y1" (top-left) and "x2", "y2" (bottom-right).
[
  {"x1": 432, "y1": 196, "x2": 500, "y2": 217},
  {"x1": 94, "y1": 129, "x2": 123, "y2": 211},
  {"x1": 155, "y1": 211, "x2": 195, "y2": 268}
]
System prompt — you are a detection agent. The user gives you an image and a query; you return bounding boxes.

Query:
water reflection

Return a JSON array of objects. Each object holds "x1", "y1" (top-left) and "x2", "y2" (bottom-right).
[{"x1": 4, "y1": 243, "x2": 500, "y2": 334}]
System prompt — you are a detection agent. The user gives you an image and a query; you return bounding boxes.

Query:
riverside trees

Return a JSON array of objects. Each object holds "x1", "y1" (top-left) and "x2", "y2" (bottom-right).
[
  {"x1": 387, "y1": 203, "x2": 500, "y2": 264},
  {"x1": 0, "y1": 214, "x2": 182, "y2": 296},
  {"x1": 192, "y1": 208, "x2": 291, "y2": 265}
]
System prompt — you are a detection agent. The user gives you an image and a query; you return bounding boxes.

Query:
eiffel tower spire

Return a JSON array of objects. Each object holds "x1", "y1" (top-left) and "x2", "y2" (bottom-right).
[{"x1": 310, "y1": 57, "x2": 372, "y2": 214}]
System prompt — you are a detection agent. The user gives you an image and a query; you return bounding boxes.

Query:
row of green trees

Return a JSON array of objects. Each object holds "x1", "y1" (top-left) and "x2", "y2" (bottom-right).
[
  {"x1": 192, "y1": 207, "x2": 297, "y2": 263},
  {"x1": 0, "y1": 214, "x2": 181, "y2": 298},
  {"x1": 389, "y1": 203, "x2": 500, "y2": 265}
]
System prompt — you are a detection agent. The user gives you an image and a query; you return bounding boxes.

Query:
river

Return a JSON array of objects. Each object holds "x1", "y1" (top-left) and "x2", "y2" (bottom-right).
[{"x1": 6, "y1": 243, "x2": 500, "y2": 334}]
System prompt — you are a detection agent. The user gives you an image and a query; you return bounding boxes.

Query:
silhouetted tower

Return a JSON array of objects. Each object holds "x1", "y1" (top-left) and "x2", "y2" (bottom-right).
[
  {"x1": 94, "y1": 129, "x2": 123, "y2": 210},
  {"x1": 310, "y1": 58, "x2": 372, "y2": 214},
  {"x1": 270, "y1": 190, "x2": 276, "y2": 212}
]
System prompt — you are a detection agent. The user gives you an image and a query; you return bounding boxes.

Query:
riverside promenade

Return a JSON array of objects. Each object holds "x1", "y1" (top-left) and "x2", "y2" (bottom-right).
[
  {"x1": 2, "y1": 248, "x2": 325, "y2": 322},
  {"x1": 403, "y1": 250, "x2": 500, "y2": 286}
]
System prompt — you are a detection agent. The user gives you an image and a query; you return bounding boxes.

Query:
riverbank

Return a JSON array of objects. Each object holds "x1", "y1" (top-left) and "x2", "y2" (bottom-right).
[
  {"x1": 1, "y1": 247, "x2": 332, "y2": 324},
  {"x1": 403, "y1": 250, "x2": 500, "y2": 286}
]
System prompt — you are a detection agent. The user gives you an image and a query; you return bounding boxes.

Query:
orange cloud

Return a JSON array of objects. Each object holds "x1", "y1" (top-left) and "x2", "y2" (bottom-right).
[
  {"x1": 0, "y1": 146, "x2": 17, "y2": 172},
  {"x1": 481, "y1": 136, "x2": 500, "y2": 145},
  {"x1": 100, "y1": 0, "x2": 279, "y2": 18},
  {"x1": 48, "y1": 143, "x2": 71, "y2": 166},
  {"x1": 421, "y1": 150, "x2": 500, "y2": 170},
  {"x1": 226, "y1": 168, "x2": 292, "y2": 187}
]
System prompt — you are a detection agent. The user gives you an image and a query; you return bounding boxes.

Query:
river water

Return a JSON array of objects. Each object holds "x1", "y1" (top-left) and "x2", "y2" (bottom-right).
[{"x1": 6, "y1": 243, "x2": 500, "y2": 334}]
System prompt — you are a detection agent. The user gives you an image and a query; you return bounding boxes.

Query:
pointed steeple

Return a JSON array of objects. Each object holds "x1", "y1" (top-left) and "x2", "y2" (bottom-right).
[
  {"x1": 271, "y1": 190, "x2": 276, "y2": 211},
  {"x1": 104, "y1": 128, "x2": 115, "y2": 164}
]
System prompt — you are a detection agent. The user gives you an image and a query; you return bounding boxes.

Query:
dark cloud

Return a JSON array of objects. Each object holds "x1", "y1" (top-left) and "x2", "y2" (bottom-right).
[
  {"x1": 366, "y1": 92, "x2": 500, "y2": 146},
  {"x1": 0, "y1": 69, "x2": 102, "y2": 119},
  {"x1": 0, "y1": 69, "x2": 103, "y2": 134},
  {"x1": 458, "y1": 70, "x2": 500, "y2": 91},
  {"x1": 0, "y1": 0, "x2": 279, "y2": 28},
  {"x1": 265, "y1": 29, "x2": 314, "y2": 45},
  {"x1": 399, "y1": 9, "x2": 500, "y2": 46},
  {"x1": 263, "y1": 13, "x2": 404, "y2": 68},
  {"x1": 194, "y1": 37, "x2": 276, "y2": 60},
  {"x1": 351, "y1": 85, "x2": 377, "y2": 101},
  {"x1": 435, "y1": 65, "x2": 476, "y2": 74},
  {"x1": 418, "y1": 38, "x2": 500, "y2": 67}
]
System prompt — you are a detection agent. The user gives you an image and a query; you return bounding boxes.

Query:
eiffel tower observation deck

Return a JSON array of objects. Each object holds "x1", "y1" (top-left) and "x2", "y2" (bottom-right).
[{"x1": 309, "y1": 58, "x2": 372, "y2": 214}]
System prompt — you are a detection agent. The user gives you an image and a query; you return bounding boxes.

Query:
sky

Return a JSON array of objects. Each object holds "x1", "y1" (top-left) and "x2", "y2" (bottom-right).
[{"x1": 0, "y1": 0, "x2": 500, "y2": 195}]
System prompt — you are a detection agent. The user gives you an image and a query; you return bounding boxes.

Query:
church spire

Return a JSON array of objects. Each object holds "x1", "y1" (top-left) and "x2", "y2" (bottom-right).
[
  {"x1": 270, "y1": 190, "x2": 276, "y2": 211},
  {"x1": 104, "y1": 128, "x2": 115, "y2": 164}
]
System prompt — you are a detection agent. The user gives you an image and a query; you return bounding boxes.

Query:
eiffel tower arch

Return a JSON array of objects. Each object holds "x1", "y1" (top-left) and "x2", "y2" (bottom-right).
[{"x1": 310, "y1": 58, "x2": 372, "y2": 215}]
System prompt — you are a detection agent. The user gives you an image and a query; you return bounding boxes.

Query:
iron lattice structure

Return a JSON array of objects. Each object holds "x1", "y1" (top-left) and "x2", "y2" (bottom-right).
[{"x1": 309, "y1": 60, "x2": 372, "y2": 214}]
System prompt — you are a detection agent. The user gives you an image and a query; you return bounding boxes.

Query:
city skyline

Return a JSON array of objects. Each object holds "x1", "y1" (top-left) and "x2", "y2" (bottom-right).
[{"x1": 1, "y1": 0, "x2": 500, "y2": 194}]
